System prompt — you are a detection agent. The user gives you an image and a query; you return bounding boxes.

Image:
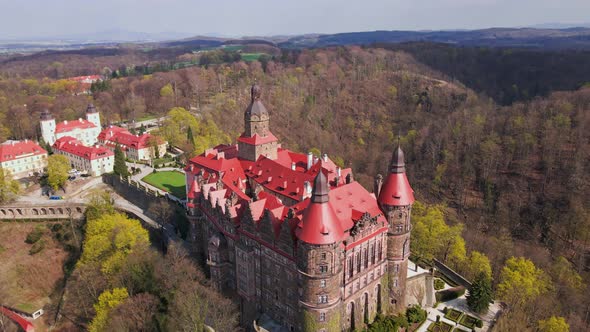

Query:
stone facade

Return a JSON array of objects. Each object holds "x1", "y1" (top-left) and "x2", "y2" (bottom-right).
[{"x1": 186, "y1": 85, "x2": 419, "y2": 332}]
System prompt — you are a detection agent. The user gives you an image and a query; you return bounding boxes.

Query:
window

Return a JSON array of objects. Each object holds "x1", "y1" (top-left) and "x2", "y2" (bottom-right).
[
  {"x1": 319, "y1": 265, "x2": 328, "y2": 273},
  {"x1": 356, "y1": 252, "x2": 361, "y2": 273},
  {"x1": 319, "y1": 312, "x2": 326, "y2": 322},
  {"x1": 378, "y1": 242, "x2": 383, "y2": 261},
  {"x1": 394, "y1": 264, "x2": 399, "y2": 273},
  {"x1": 370, "y1": 245, "x2": 375, "y2": 265},
  {"x1": 321, "y1": 252, "x2": 327, "y2": 260},
  {"x1": 320, "y1": 280, "x2": 326, "y2": 288},
  {"x1": 319, "y1": 295, "x2": 328, "y2": 304},
  {"x1": 364, "y1": 248, "x2": 368, "y2": 269},
  {"x1": 393, "y1": 279, "x2": 398, "y2": 287},
  {"x1": 396, "y1": 224, "x2": 403, "y2": 233},
  {"x1": 348, "y1": 256, "x2": 354, "y2": 278}
]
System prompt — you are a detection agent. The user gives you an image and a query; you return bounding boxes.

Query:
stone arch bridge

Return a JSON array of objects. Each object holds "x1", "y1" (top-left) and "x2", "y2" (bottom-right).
[{"x1": 0, "y1": 203, "x2": 87, "y2": 220}]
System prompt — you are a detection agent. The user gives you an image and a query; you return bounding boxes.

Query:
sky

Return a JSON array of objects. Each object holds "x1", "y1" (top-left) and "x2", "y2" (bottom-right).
[{"x1": 1, "y1": 0, "x2": 590, "y2": 39}]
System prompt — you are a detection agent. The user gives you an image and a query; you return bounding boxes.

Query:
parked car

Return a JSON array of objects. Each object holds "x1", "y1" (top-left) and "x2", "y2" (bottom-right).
[{"x1": 49, "y1": 196, "x2": 63, "y2": 200}]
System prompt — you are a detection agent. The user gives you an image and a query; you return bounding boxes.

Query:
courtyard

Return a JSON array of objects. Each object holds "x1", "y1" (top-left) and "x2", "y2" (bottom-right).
[{"x1": 142, "y1": 170, "x2": 186, "y2": 199}]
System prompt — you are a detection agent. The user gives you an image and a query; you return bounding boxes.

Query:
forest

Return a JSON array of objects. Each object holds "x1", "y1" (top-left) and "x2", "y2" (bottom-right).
[{"x1": 0, "y1": 44, "x2": 589, "y2": 331}]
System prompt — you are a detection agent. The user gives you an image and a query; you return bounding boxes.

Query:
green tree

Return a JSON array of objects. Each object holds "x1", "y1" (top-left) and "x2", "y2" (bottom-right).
[
  {"x1": 187, "y1": 126, "x2": 194, "y2": 146},
  {"x1": 78, "y1": 213, "x2": 150, "y2": 276},
  {"x1": 467, "y1": 272, "x2": 493, "y2": 313},
  {"x1": 89, "y1": 287, "x2": 129, "y2": 332},
  {"x1": 113, "y1": 145, "x2": 129, "y2": 177},
  {"x1": 537, "y1": 316, "x2": 570, "y2": 332},
  {"x1": 0, "y1": 168, "x2": 20, "y2": 203},
  {"x1": 160, "y1": 83, "x2": 174, "y2": 97},
  {"x1": 47, "y1": 154, "x2": 70, "y2": 190},
  {"x1": 462, "y1": 251, "x2": 493, "y2": 281},
  {"x1": 497, "y1": 257, "x2": 552, "y2": 308},
  {"x1": 85, "y1": 191, "x2": 116, "y2": 221}
]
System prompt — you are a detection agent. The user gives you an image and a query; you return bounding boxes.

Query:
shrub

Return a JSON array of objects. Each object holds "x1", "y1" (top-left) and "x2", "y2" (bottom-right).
[
  {"x1": 406, "y1": 304, "x2": 427, "y2": 324},
  {"x1": 434, "y1": 278, "x2": 445, "y2": 290},
  {"x1": 25, "y1": 226, "x2": 44, "y2": 244},
  {"x1": 476, "y1": 319, "x2": 483, "y2": 328},
  {"x1": 443, "y1": 307, "x2": 448, "y2": 314},
  {"x1": 29, "y1": 240, "x2": 45, "y2": 255},
  {"x1": 435, "y1": 286, "x2": 466, "y2": 302}
]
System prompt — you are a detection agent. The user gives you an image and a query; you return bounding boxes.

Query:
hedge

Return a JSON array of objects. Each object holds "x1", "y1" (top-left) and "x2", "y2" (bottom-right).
[{"x1": 435, "y1": 286, "x2": 466, "y2": 302}]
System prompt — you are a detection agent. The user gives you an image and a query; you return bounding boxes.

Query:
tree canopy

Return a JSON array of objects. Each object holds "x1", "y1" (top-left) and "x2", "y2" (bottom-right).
[
  {"x1": 538, "y1": 316, "x2": 570, "y2": 332},
  {"x1": 47, "y1": 154, "x2": 70, "y2": 190},
  {"x1": 497, "y1": 257, "x2": 552, "y2": 308},
  {"x1": 0, "y1": 168, "x2": 20, "y2": 203},
  {"x1": 78, "y1": 213, "x2": 150, "y2": 276},
  {"x1": 467, "y1": 272, "x2": 493, "y2": 313}
]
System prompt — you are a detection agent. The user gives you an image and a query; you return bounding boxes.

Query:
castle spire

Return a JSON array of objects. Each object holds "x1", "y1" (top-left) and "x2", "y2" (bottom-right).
[
  {"x1": 296, "y1": 170, "x2": 345, "y2": 245},
  {"x1": 378, "y1": 144, "x2": 414, "y2": 206}
]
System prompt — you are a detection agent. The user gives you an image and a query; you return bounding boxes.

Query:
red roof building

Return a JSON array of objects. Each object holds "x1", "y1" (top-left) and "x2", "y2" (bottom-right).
[
  {"x1": 0, "y1": 140, "x2": 47, "y2": 179},
  {"x1": 53, "y1": 136, "x2": 114, "y2": 176},
  {"x1": 98, "y1": 126, "x2": 167, "y2": 161},
  {"x1": 185, "y1": 84, "x2": 418, "y2": 331}
]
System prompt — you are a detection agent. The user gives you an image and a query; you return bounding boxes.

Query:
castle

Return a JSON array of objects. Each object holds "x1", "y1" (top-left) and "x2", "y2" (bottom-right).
[
  {"x1": 40, "y1": 104, "x2": 101, "y2": 146},
  {"x1": 185, "y1": 85, "x2": 426, "y2": 331}
]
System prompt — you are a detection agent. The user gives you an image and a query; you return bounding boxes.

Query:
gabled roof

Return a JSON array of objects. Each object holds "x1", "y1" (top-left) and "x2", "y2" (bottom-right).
[
  {"x1": 53, "y1": 136, "x2": 113, "y2": 160},
  {"x1": 98, "y1": 126, "x2": 163, "y2": 150},
  {"x1": 55, "y1": 118, "x2": 97, "y2": 133},
  {"x1": 0, "y1": 140, "x2": 47, "y2": 162},
  {"x1": 237, "y1": 132, "x2": 278, "y2": 145}
]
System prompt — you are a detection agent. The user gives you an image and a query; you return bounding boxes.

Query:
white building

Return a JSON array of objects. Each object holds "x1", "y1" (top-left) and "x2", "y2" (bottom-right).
[
  {"x1": 40, "y1": 104, "x2": 101, "y2": 146},
  {"x1": 98, "y1": 126, "x2": 167, "y2": 161},
  {"x1": 0, "y1": 140, "x2": 47, "y2": 179},
  {"x1": 53, "y1": 136, "x2": 114, "y2": 177}
]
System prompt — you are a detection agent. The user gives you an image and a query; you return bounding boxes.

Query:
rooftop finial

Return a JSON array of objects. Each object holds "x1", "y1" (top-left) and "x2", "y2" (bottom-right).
[
  {"x1": 311, "y1": 169, "x2": 329, "y2": 203},
  {"x1": 251, "y1": 83, "x2": 261, "y2": 101}
]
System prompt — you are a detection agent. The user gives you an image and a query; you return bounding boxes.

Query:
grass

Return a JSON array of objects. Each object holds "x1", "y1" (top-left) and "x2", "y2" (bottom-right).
[
  {"x1": 444, "y1": 308, "x2": 463, "y2": 323},
  {"x1": 427, "y1": 321, "x2": 454, "y2": 332},
  {"x1": 142, "y1": 171, "x2": 186, "y2": 199},
  {"x1": 459, "y1": 314, "x2": 480, "y2": 329},
  {"x1": 241, "y1": 53, "x2": 266, "y2": 62}
]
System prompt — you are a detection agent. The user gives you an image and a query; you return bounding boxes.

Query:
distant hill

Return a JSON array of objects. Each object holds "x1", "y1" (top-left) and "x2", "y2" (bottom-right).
[{"x1": 276, "y1": 28, "x2": 590, "y2": 50}]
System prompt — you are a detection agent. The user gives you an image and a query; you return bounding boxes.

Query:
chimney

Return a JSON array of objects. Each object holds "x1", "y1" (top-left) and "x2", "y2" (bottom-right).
[
  {"x1": 291, "y1": 162, "x2": 296, "y2": 171},
  {"x1": 322, "y1": 153, "x2": 328, "y2": 162},
  {"x1": 304, "y1": 181, "x2": 312, "y2": 196},
  {"x1": 374, "y1": 174, "x2": 383, "y2": 197},
  {"x1": 307, "y1": 152, "x2": 313, "y2": 170},
  {"x1": 64, "y1": 120, "x2": 68, "y2": 125},
  {"x1": 337, "y1": 167, "x2": 341, "y2": 178}
]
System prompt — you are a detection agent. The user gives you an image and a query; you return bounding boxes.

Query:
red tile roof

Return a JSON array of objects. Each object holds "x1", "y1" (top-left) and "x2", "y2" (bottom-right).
[
  {"x1": 378, "y1": 172, "x2": 415, "y2": 206},
  {"x1": 54, "y1": 119, "x2": 97, "y2": 134},
  {"x1": 53, "y1": 136, "x2": 114, "y2": 160},
  {"x1": 98, "y1": 126, "x2": 161, "y2": 150},
  {"x1": 237, "y1": 132, "x2": 278, "y2": 145},
  {"x1": 0, "y1": 140, "x2": 47, "y2": 162}
]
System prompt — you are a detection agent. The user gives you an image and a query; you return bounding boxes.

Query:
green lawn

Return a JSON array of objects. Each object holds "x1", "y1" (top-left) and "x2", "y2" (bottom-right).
[
  {"x1": 142, "y1": 171, "x2": 186, "y2": 199},
  {"x1": 241, "y1": 53, "x2": 266, "y2": 62}
]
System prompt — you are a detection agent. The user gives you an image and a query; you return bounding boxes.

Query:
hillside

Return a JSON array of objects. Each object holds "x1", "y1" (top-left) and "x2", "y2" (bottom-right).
[{"x1": 0, "y1": 45, "x2": 589, "y2": 330}]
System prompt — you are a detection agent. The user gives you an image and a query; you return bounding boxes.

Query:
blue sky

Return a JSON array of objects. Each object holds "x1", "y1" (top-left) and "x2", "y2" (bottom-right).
[{"x1": 1, "y1": 0, "x2": 589, "y2": 38}]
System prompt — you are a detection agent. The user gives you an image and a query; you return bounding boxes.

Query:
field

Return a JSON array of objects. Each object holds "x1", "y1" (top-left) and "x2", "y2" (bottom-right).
[
  {"x1": 142, "y1": 171, "x2": 186, "y2": 199},
  {"x1": 0, "y1": 222, "x2": 68, "y2": 330},
  {"x1": 241, "y1": 53, "x2": 266, "y2": 62}
]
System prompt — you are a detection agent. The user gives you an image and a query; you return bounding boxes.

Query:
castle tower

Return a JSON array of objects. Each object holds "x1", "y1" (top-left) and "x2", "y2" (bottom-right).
[
  {"x1": 377, "y1": 145, "x2": 415, "y2": 313},
  {"x1": 237, "y1": 84, "x2": 278, "y2": 161},
  {"x1": 296, "y1": 171, "x2": 344, "y2": 332},
  {"x1": 40, "y1": 109, "x2": 56, "y2": 146},
  {"x1": 85, "y1": 103, "x2": 101, "y2": 128}
]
